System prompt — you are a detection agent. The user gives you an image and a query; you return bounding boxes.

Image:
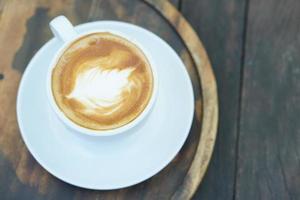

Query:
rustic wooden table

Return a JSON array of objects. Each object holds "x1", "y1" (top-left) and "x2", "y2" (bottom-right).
[{"x1": 0, "y1": 0, "x2": 299, "y2": 199}]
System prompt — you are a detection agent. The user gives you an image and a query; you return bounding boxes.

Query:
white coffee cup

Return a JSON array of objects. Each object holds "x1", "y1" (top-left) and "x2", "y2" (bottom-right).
[{"x1": 47, "y1": 16, "x2": 158, "y2": 136}]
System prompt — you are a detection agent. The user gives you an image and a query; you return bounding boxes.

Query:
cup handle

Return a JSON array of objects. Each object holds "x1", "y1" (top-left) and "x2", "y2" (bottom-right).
[{"x1": 50, "y1": 16, "x2": 77, "y2": 43}]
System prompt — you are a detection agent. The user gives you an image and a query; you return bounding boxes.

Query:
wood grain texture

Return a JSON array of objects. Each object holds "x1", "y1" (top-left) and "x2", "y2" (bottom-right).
[
  {"x1": 0, "y1": 0, "x2": 218, "y2": 199},
  {"x1": 180, "y1": 0, "x2": 246, "y2": 199},
  {"x1": 236, "y1": 0, "x2": 300, "y2": 199}
]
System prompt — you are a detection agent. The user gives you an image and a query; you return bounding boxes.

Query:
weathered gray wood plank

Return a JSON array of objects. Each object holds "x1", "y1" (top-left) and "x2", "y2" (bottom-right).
[{"x1": 237, "y1": 0, "x2": 300, "y2": 199}]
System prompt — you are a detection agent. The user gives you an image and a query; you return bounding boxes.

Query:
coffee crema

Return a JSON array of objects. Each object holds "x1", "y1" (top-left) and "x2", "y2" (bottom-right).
[{"x1": 52, "y1": 32, "x2": 153, "y2": 130}]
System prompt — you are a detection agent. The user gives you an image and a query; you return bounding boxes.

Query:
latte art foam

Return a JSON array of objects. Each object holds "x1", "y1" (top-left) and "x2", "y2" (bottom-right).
[
  {"x1": 67, "y1": 66, "x2": 135, "y2": 115},
  {"x1": 52, "y1": 32, "x2": 153, "y2": 130}
]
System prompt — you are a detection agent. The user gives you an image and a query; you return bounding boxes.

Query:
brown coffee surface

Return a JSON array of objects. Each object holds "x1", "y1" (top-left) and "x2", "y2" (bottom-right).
[{"x1": 52, "y1": 32, "x2": 153, "y2": 130}]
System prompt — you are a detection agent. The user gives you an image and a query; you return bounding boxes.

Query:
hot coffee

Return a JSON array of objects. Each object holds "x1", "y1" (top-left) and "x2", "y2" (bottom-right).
[{"x1": 51, "y1": 32, "x2": 153, "y2": 130}]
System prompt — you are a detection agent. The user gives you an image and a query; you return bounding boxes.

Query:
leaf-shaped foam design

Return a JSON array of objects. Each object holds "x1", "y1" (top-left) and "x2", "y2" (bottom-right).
[{"x1": 67, "y1": 67, "x2": 135, "y2": 115}]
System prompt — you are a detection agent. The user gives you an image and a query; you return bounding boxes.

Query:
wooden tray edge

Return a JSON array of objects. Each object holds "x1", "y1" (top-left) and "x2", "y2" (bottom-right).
[{"x1": 144, "y1": 0, "x2": 219, "y2": 199}]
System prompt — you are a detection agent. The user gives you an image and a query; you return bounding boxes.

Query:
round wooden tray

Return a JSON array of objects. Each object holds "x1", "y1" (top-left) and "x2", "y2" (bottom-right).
[{"x1": 0, "y1": 0, "x2": 218, "y2": 199}]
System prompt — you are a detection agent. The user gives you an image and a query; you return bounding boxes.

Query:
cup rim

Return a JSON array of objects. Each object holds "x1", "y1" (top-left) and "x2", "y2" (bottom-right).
[{"x1": 46, "y1": 29, "x2": 159, "y2": 136}]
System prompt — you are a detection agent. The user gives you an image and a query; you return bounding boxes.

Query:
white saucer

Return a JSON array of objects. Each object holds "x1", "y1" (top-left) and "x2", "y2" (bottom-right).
[{"x1": 17, "y1": 21, "x2": 194, "y2": 190}]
